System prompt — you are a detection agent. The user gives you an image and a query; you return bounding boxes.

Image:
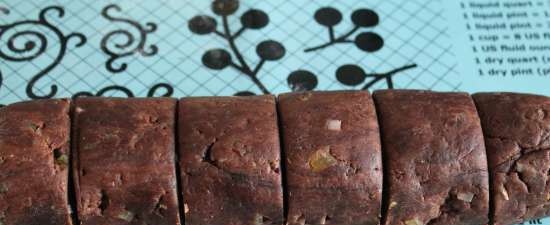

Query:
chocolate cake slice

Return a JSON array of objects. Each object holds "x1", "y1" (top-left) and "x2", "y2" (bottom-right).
[
  {"x1": 73, "y1": 98, "x2": 180, "y2": 225},
  {"x1": 178, "y1": 96, "x2": 284, "y2": 225},
  {"x1": 373, "y1": 90, "x2": 489, "y2": 225},
  {"x1": 0, "y1": 99, "x2": 72, "y2": 225},
  {"x1": 474, "y1": 93, "x2": 550, "y2": 225},
  {"x1": 278, "y1": 91, "x2": 383, "y2": 225}
]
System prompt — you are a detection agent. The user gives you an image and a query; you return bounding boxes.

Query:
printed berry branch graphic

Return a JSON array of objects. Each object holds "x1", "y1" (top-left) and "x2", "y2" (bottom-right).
[
  {"x1": 189, "y1": 0, "x2": 285, "y2": 94},
  {"x1": 101, "y1": 4, "x2": 158, "y2": 73},
  {"x1": 72, "y1": 83, "x2": 173, "y2": 99},
  {"x1": 306, "y1": 7, "x2": 417, "y2": 89},
  {"x1": 305, "y1": 7, "x2": 383, "y2": 53},
  {"x1": 336, "y1": 64, "x2": 417, "y2": 89},
  {"x1": 0, "y1": 6, "x2": 86, "y2": 99}
]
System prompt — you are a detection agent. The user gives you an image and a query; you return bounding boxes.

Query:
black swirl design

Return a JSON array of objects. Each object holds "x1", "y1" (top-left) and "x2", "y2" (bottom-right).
[
  {"x1": 0, "y1": 6, "x2": 86, "y2": 99},
  {"x1": 0, "y1": 7, "x2": 3, "y2": 98},
  {"x1": 72, "y1": 83, "x2": 173, "y2": 99},
  {"x1": 101, "y1": 4, "x2": 158, "y2": 73},
  {"x1": 0, "y1": 8, "x2": 8, "y2": 98},
  {"x1": 147, "y1": 83, "x2": 174, "y2": 97}
]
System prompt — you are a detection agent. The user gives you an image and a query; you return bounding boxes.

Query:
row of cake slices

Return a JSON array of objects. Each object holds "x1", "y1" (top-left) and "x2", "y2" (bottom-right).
[{"x1": 0, "y1": 90, "x2": 548, "y2": 225}]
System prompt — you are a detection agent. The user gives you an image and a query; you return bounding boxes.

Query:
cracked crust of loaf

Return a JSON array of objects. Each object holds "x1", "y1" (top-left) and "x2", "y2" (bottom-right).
[
  {"x1": 374, "y1": 90, "x2": 489, "y2": 225},
  {"x1": 178, "y1": 96, "x2": 284, "y2": 225},
  {"x1": 0, "y1": 99, "x2": 72, "y2": 225},
  {"x1": 73, "y1": 98, "x2": 180, "y2": 225},
  {"x1": 474, "y1": 93, "x2": 550, "y2": 225},
  {"x1": 279, "y1": 91, "x2": 383, "y2": 225}
]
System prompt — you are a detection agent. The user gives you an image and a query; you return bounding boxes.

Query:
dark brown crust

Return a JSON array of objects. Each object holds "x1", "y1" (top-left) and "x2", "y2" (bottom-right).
[
  {"x1": 278, "y1": 91, "x2": 383, "y2": 225},
  {"x1": 73, "y1": 98, "x2": 180, "y2": 225},
  {"x1": 0, "y1": 99, "x2": 72, "y2": 225},
  {"x1": 473, "y1": 93, "x2": 550, "y2": 225},
  {"x1": 178, "y1": 96, "x2": 284, "y2": 225},
  {"x1": 373, "y1": 90, "x2": 489, "y2": 225}
]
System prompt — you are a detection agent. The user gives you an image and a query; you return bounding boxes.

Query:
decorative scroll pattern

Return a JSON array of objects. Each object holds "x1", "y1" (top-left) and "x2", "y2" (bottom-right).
[
  {"x1": 72, "y1": 83, "x2": 173, "y2": 98},
  {"x1": 0, "y1": 6, "x2": 86, "y2": 99},
  {"x1": 100, "y1": 4, "x2": 158, "y2": 73},
  {"x1": 0, "y1": 0, "x2": 460, "y2": 105}
]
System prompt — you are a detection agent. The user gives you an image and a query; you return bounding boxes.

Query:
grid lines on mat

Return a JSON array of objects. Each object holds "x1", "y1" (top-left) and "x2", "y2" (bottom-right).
[{"x1": 0, "y1": 0, "x2": 461, "y2": 105}]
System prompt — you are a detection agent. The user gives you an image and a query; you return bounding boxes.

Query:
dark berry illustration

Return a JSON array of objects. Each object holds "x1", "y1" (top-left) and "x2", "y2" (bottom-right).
[
  {"x1": 351, "y1": 9, "x2": 379, "y2": 27},
  {"x1": 189, "y1": 0, "x2": 288, "y2": 95},
  {"x1": 234, "y1": 91, "x2": 256, "y2": 96},
  {"x1": 287, "y1": 70, "x2": 318, "y2": 92},
  {"x1": 241, "y1": 9, "x2": 268, "y2": 29},
  {"x1": 305, "y1": 7, "x2": 382, "y2": 53},
  {"x1": 355, "y1": 32, "x2": 383, "y2": 52},
  {"x1": 314, "y1": 7, "x2": 342, "y2": 27},
  {"x1": 0, "y1": 7, "x2": 8, "y2": 15},
  {"x1": 211, "y1": 0, "x2": 239, "y2": 16},
  {"x1": 336, "y1": 64, "x2": 366, "y2": 86},
  {"x1": 188, "y1": 15, "x2": 217, "y2": 35},
  {"x1": 202, "y1": 49, "x2": 232, "y2": 70},
  {"x1": 257, "y1": 40, "x2": 285, "y2": 61}
]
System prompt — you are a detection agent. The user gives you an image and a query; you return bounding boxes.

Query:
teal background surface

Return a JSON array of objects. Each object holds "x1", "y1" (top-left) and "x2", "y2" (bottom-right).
[{"x1": 0, "y1": 0, "x2": 459, "y2": 104}]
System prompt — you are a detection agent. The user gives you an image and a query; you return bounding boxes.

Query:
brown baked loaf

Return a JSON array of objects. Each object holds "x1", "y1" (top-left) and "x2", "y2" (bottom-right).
[
  {"x1": 6, "y1": 90, "x2": 550, "y2": 225},
  {"x1": 278, "y1": 91, "x2": 383, "y2": 225},
  {"x1": 0, "y1": 99, "x2": 72, "y2": 225},
  {"x1": 178, "y1": 96, "x2": 284, "y2": 225},
  {"x1": 73, "y1": 98, "x2": 180, "y2": 225},
  {"x1": 373, "y1": 90, "x2": 490, "y2": 225},
  {"x1": 474, "y1": 93, "x2": 550, "y2": 225}
]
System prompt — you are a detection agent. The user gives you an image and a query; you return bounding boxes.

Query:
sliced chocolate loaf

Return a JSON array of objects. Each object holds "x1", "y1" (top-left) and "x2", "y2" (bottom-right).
[
  {"x1": 73, "y1": 98, "x2": 180, "y2": 225},
  {"x1": 373, "y1": 90, "x2": 489, "y2": 225},
  {"x1": 0, "y1": 99, "x2": 72, "y2": 225},
  {"x1": 474, "y1": 93, "x2": 550, "y2": 225},
  {"x1": 178, "y1": 96, "x2": 284, "y2": 225},
  {"x1": 278, "y1": 91, "x2": 383, "y2": 225}
]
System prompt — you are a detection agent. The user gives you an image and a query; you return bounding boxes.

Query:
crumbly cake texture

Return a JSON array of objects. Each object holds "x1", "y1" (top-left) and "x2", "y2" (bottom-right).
[
  {"x1": 374, "y1": 90, "x2": 489, "y2": 225},
  {"x1": 73, "y1": 98, "x2": 180, "y2": 225},
  {"x1": 0, "y1": 99, "x2": 72, "y2": 225},
  {"x1": 278, "y1": 91, "x2": 383, "y2": 225},
  {"x1": 474, "y1": 93, "x2": 550, "y2": 225},
  {"x1": 178, "y1": 95, "x2": 284, "y2": 225}
]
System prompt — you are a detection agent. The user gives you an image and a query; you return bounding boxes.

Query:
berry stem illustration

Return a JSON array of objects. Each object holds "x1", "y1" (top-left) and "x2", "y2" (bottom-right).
[
  {"x1": 307, "y1": 6, "x2": 419, "y2": 90},
  {"x1": 335, "y1": 63, "x2": 417, "y2": 90},
  {"x1": 189, "y1": 0, "x2": 285, "y2": 95},
  {"x1": 304, "y1": 26, "x2": 358, "y2": 52},
  {"x1": 219, "y1": 15, "x2": 269, "y2": 94},
  {"x1": 361, "y1": 64, "x2": 417, "y2": 90},
  {"x1": 305, "y1": 7, "x2": 383, "y2": 53}
]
